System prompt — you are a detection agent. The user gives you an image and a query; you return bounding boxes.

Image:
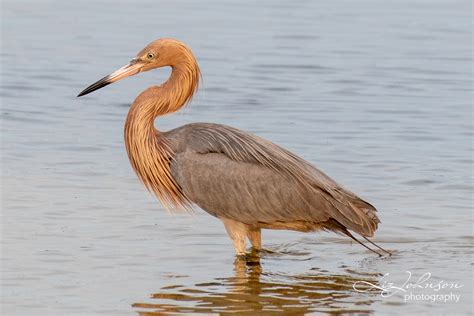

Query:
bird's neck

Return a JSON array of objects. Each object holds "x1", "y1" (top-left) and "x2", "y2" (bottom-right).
[
  {"x1": 126, "y1": 62, "x2": 200, "y2": 129},
  {"x1": 124, "y1": 61, "x2": 200, "y2": 210}
]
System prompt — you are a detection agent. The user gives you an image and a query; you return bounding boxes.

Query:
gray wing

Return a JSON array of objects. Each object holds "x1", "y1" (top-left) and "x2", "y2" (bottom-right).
[
  {"x1": 166, "y1": 123, "x2": 379, "y2": 237},
  {"x1": 172, "y1": 151, "x2": 332, "y2": 228}
]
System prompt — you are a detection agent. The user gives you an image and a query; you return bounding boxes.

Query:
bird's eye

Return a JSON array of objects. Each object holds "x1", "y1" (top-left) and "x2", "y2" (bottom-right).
[{"x1": 146, "y1": 52, "x2": 156, "y2": 60}]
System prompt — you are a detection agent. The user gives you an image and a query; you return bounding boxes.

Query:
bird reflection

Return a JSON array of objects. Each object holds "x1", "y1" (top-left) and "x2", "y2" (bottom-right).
[{"x1": 132, "y1": 252, "x2": 378, "y2": 315}]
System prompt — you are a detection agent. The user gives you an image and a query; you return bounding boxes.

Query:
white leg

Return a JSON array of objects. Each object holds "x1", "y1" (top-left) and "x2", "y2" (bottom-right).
[{"x1": 221, "y1": 218, "x2": 248, "y2": 256}]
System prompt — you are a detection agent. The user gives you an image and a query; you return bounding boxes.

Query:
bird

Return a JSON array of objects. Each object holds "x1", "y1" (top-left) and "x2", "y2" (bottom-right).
[{"x1": 78, "y1": 38, "x2": 390, "y2": 257}]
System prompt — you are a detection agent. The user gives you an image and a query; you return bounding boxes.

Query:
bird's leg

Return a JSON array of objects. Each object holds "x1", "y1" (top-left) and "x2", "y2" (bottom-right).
[
  {"x1": 247, "y1": 227, "x2": 262, "y2": 251},
  {"x1": 221, "y1": 218, "x2": 248, "y2": 257}
]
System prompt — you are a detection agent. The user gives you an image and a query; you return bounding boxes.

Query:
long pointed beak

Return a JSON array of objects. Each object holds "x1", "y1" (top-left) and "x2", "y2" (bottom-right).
[{"x1": 77, "y1": 59, "x2": 143, "y2": 97}]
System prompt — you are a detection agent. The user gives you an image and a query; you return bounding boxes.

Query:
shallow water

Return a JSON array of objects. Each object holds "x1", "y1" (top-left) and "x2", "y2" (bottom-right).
[{"x1": 1, "y1": 0, "x2": 472, "y2": 315}]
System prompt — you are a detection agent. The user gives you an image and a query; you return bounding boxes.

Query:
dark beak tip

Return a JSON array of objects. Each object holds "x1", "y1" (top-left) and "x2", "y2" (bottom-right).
[
  {"x1": 76, "y1": 90, "x2": 88, "y2": 97},
  {"x1": 76, "y1": 75, "x2": 112, "y2": 98}
]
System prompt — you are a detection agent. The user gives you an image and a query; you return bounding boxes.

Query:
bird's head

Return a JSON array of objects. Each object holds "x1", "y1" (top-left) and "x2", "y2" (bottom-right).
[{"x1": 77, "y1": 38, "x2": 196, "y2": 97}]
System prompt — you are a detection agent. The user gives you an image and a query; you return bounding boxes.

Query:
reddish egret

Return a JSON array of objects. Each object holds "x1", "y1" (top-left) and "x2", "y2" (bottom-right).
[{"x1": 78, "y1": 39, "x2": 389, "y2": 257}]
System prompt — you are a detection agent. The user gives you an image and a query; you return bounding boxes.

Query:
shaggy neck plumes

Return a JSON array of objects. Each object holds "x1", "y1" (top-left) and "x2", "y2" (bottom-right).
[{"x1": 124, "y1": 51, "x2": 200, "y2": 210}]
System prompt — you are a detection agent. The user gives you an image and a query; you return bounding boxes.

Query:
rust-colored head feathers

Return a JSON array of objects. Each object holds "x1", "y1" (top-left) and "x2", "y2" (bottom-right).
[
  {"x1": 123, "y1": 39, "x2": 201, "y2": 211},
  {"x1": 137, "y1": 38, "x2": 199, "y2": 71},
  {"x1": 77, "y1": 38, "x2": 200, "y2": 210}
]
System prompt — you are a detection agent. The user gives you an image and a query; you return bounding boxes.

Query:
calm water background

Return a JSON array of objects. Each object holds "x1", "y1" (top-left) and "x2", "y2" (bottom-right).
[{"x1": 1, "y1": 0, "x2": 472, "y2": 315}]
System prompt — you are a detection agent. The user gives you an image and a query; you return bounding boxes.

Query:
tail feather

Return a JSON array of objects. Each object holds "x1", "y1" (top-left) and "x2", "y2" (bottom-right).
[
  {"x1": 322, "y1": 218, "x2": 390, "y2": 256},
  {"x1": 323, "y1": 191, "x2": 380, "y2": 237}
]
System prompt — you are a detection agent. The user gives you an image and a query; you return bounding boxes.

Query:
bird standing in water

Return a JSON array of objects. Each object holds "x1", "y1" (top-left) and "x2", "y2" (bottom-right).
[{"x1": 78, "y1": 38, "x2": 389, "y2": 257}]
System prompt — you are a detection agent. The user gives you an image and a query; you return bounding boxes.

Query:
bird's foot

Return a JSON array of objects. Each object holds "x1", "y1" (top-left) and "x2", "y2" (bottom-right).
[{"x1": 234, "y1": 250, "x2": 261, "y2": 265}]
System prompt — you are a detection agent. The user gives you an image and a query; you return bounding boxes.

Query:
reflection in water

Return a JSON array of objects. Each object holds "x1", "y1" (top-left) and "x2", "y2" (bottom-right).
[{"x1": 133, "y1": 252, "x2": 379, "y2": 315}]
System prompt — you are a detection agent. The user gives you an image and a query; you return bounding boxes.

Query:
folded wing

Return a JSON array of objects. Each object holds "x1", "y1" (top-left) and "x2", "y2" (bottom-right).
[{"x1": 167, "y1": 123, "x2": 379, "y2": 237}]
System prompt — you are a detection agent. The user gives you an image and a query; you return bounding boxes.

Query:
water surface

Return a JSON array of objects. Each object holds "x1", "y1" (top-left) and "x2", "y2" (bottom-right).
[{"x1": 1, "y1": 0, "x2": 472, "y2": 315}]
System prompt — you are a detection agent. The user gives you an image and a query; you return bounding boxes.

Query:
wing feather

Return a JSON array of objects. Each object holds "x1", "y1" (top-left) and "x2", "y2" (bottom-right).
[{"x1": 166, "y1": 123, "x2": 379, "y2": 236}]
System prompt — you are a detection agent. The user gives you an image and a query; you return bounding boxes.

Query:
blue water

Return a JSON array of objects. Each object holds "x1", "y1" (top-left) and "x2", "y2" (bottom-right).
[{"x1": 1, "y1": 0, "x2": 472, "y2": 315}]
